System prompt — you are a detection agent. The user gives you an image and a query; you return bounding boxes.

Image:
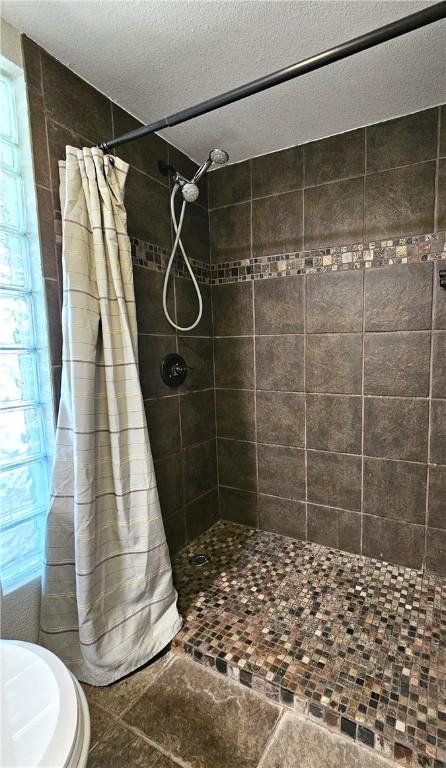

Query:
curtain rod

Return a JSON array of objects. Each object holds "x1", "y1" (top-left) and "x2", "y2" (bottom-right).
[{"x1": 99, "y1": 1, "x2": 446, "y2": 153}]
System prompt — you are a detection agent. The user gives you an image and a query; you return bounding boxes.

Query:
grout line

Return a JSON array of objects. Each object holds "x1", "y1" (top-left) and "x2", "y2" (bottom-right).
[
  {"x1": 256, "y1": 708, "x2": 285, "y2": 768},
  {"x1": 360, "y1": 267, "x2": 366, "y2": 555},
  {"x1": 115, "y1": 719, "x2": 190, "y2": 768},
  {"x1": 434, "y1": 105, "x2": 442, "y2": 233},
  {"x1": 249, "y1": 160, "x2": 260, "y2": 528},
  {"x1": 303, "y1": 273, "x2": 308, "y2": 539},
  {"x1": 424, "y1": 266, "x2": 436, "y2": 569}
]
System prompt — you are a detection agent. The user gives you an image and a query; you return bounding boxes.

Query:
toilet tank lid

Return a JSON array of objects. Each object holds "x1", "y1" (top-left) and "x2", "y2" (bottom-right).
[{"x1": 1, "y1": 640, "x2": 78, "y2": 768}]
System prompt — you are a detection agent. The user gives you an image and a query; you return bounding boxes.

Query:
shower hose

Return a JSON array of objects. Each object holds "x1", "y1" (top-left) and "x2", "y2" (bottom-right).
[{"x1": 162, "y1": 182, "x2": 203, "y2": 332}]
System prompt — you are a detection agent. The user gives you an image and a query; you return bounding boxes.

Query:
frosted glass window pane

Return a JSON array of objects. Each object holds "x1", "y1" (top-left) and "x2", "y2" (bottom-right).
[
  {"x1": 0, "y1": 515, "x2": 45, "y2": 590},
  {"x1": 0, "y1": 232, "x2": 28, "y2": 288},
  {"x1": 0, "y1": 293, "x2": 33, "y2": 347},
  {"x1": 0, "y1": 140, "x2": 15, "y2": 170},
  {"x1": 0, "y1": 351, "x2": 38, "y2": 404},
  {"x1": 0, "y1": 169, "x2": 23, "y2": 229},
  {"x1": 0, "y1": 460, "x2": 48, "y2": 526},
  {"x1": 0, "y1": 407, "x2": 43, "y2": 467},
  {"x1": 0, "y1": 77, "x2": 16, "y2": 140}
]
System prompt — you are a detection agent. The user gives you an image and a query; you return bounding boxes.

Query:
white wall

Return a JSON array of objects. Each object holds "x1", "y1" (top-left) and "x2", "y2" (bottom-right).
[{"x1": 0, "y1": 18, "x2": 42, "y2": 644}]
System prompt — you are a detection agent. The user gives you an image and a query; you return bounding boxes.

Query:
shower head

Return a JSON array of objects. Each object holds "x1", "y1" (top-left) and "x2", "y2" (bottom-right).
[
  {"x1": 209, "y1": 148, "x2": 229, "y2": 165},
  {"x1": 192, "y1": 148, "x2": 230, "y2": 185}
]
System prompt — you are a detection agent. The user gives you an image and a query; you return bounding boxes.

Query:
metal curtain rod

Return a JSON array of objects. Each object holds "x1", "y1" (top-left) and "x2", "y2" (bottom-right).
[{"x1": 100, "y1": 1, "x2": 446, "y2": 153}]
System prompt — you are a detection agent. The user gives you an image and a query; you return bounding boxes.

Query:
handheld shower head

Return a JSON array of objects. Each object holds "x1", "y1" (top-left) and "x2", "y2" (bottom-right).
[{"x1": 209, "y1": 148, "x2": 229, "y2": 165}]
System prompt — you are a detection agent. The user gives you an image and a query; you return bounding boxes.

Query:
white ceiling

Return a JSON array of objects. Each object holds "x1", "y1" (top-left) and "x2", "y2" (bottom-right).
[{"x1": 2, "y1": 0, "x2": 446, "y2": 164}]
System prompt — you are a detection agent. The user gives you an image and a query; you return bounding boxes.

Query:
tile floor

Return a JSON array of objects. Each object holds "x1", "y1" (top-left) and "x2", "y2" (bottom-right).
[
  {"x1": 84, "y1": 652, "x2": 397, "y2": 767},
  {"x1": 171, "y1": 521, "x2": 446, "y2": 767}
]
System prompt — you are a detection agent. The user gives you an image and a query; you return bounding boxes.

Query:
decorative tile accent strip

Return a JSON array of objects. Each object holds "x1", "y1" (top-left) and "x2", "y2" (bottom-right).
[
  {"x1": 173, "y1": 520, "x2": 446, "y2": 767},
  {"x1": 130, "y1": 237, "x2": 212, "y2": 284},
  {"x1": 211, "y1": 231, "x2": 446, "y2": 284}
]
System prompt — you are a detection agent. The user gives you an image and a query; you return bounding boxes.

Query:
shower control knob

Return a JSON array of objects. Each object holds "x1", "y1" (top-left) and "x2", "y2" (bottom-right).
[{"x1": 160, "y1": 353, "x2": 192, "y2": 388}]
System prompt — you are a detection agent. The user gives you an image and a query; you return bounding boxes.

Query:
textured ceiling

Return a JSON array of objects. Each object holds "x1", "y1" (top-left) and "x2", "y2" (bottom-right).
[{"x1": 2, "y1": 0, "x2": 446, "y2": 164}]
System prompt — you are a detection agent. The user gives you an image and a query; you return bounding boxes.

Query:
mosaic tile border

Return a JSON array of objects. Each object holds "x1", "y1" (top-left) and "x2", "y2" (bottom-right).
[
  {"x1": 130, "y1": 237, "x2": 212, "y2": 284},
  {"x1": 211, "y1": 231, "x2": 446, "y2": 284},
  {"x1": 172, "y1": 521, "x2": 446, "y2": 768}
]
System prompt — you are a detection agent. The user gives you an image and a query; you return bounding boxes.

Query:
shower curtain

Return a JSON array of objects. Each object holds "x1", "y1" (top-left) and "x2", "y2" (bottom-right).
[{"x1": 39, "y1": 147, "x2": 182, "y2": 685}]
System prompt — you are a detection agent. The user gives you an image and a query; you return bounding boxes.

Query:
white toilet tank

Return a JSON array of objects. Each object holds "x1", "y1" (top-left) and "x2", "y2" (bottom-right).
[{"x1": 0, "y1": 640, "x2": 90, "y2": 768}]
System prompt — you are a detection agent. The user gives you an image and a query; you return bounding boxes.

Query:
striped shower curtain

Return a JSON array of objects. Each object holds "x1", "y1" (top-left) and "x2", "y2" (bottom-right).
[{"x1": 39, "y1": 147, "x2": 181, "y2": 685}]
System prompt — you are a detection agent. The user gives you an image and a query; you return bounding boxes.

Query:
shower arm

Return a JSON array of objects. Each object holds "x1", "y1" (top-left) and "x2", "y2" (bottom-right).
[{"x1": 99, "y1": 1, "x2": 446, "y2": 153}]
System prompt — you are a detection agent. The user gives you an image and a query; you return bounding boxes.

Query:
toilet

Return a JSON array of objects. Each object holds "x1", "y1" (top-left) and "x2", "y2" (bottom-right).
[{"x1": 1, "y1": 640, "x2": 90, "y2": 768}]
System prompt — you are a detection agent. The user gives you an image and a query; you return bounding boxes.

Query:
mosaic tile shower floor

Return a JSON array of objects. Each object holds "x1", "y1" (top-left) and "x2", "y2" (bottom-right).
[{"x1": 172, "y1": 521, "x2": 446, "y2": 767}]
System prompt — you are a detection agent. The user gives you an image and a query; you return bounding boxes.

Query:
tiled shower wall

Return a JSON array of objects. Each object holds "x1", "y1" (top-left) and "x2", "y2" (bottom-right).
[
  {"x1": 209, "y1": 106, "x2": 446, "y2": 575},
  {"x1": 22, "y1": 36, "x2": 218, "y2": 557}
]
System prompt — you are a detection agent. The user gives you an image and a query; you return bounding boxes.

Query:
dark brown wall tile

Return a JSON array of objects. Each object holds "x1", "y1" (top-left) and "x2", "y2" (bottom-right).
[
  {"x1": 306, "y1": 334, "x2": 362, "y2": 394},
  {"x1": 254, "y1": 275, "x2": 304, "y2": 335},
  {"x1": 307, "y1": 451, "x2": 362, "y2": 511},
  {"x1": 36, "y1": 186, "x2": 57, "y2": 280},
  {"x1": 212, "y1": 282, "x2": 253, "y2": 336},
  {"x1": 216, "y1": 389, "x2": 255, "y2": 441},
  {"x1": 182, "y1": 439, "x2": 217, "y2": 503},
  {"x1": 366, "y1": 109, "x2": 438, "y2": 172},
  {"x1": 256, "y1": 391, "x2": 305, "y2": 447},
  {"x1": 134, "y1": 267, "x2": 175, "y2": 335},
  {"x1": 41, "y1": 50, "x2": 112, "y2": 141},
  {"x1": 177, "y1": 337, "x2": 214, "y2": 392},
  {"x1": 22, "y1": 36, "x2": 42, "y2": 93},
  {"x1": 44, "y1": 278, "x2": 62, "y2": 365},
  {"x1": 27, "y1": 91, "x2": 50, "y2": 189},
  {"x1": 46, "y1": 119, "x2": 92, "y2": 206},
  {"x1": 433, "y1": 261, "x2": 446, "y2": 330},
  {"x1": 362, "y1": 515, "x2": 425, "y2": 569},
  {"x1": 185, "y1": 488, "x2": 219, "y2": 542},
  {"x1": 256, "y1": 335, "x2": 304, "y2": 392},
  {"x1": 363, "y1": 457, "x2": 427, "y2": 525},
  {"x1": 177, "y1": 200, "x2": 210, "y2": 264},
  {"x1": 428, "y1": 465, "x2": 446, "y2": 529},
  {"x1": 138, "y1": 335, "x2": 175, "y2": 399},
  {"x1": 51, "y1": 364, "x2": 61, "y2": 420},
  {"x1": 155, "y1": 453, "x2": 183, "y2": 517},
  {"x1": 364, "y1": 396, "x2": 429, "y2": 462},
  {"x1": 210, "y1": 203, "x2": 251, "y2": 263},
  {"x1": 144, "y1": 396, "x2": 180, "y2": 460},
  {"x1": 304, "y1": 177, "x2": 364, "y2": 250},
  {"x1": 306, "y1": 394, "x2": 362, "y2": 454},
  {"x1": 126, "y1": 169, "x2": 171, "y2": 246},
  {"x1": 432, "y1": 332, "x2": 446, "y2": 398},
  {"x1": 430, "y1": 399, "x2": 446, "y2": 465},
  {"x1": 218, "y1": 438, "x2": 257, "y2": 492},
  {"x1": 306, "y1": 271, "x2": 363, "y2": 334},
  {"x1": 304, "y1": 129, "x2": 364, "y2": 187},
  {"x1": 112, "y1": 104, "x2": 168, "y2": 182},
  {"x1": 180, "y1": 390, "x2": 215, "y2": 447},
  {"x1": 163, "y1": 508, "x2": 186, "y2": 557},
  {"x1": 307, "y1": 504, "x2": 361, "y2": 555},
  {"x1": 364, "y1": 263, "x2": 433, "y2": 331},
  {"x1": 252, "y1": 191, "x2": 303, "y2": 257},
  {"x1": 425, "y1": 527, "x2": 446, "y2": 577},
  {"x1": 438, "y1": 158, "x2": 446, "y2": 230},
  {"x1": 257, "y1": 444, "x2": 305, "y2": 500},
  {"x1": 364, "y1": 331, "x2": 431, "y2": 397},
  {"x1": 214, "y1": 337, "x2": 254, "y2": 389},
  {"x1": 219, "y1": 487, "x2": 257, "y2": 527},
  {"x1": 252, "y1": 146, "x2": 303, "y2": 198},
  {"x1": 208, "y1": 161, "x2": 251, "y2": 208},
  {"x1": 258, "y1": 495, "x2": 306, "y2": 539},
  {"x1": 175, "y1": 279, "x2": 212, "y2": 336},
  {"x1": 365, "y1": 162, "x2": 436, "y2": 241},
  {"x1": 441, "y1": 106, "x2": 446, "y2": 157}
]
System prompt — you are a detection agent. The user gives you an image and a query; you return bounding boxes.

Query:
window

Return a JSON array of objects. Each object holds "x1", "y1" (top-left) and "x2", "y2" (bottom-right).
[{"x1": 0, "y1": 55, "x2": 53, "y2": 594}]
